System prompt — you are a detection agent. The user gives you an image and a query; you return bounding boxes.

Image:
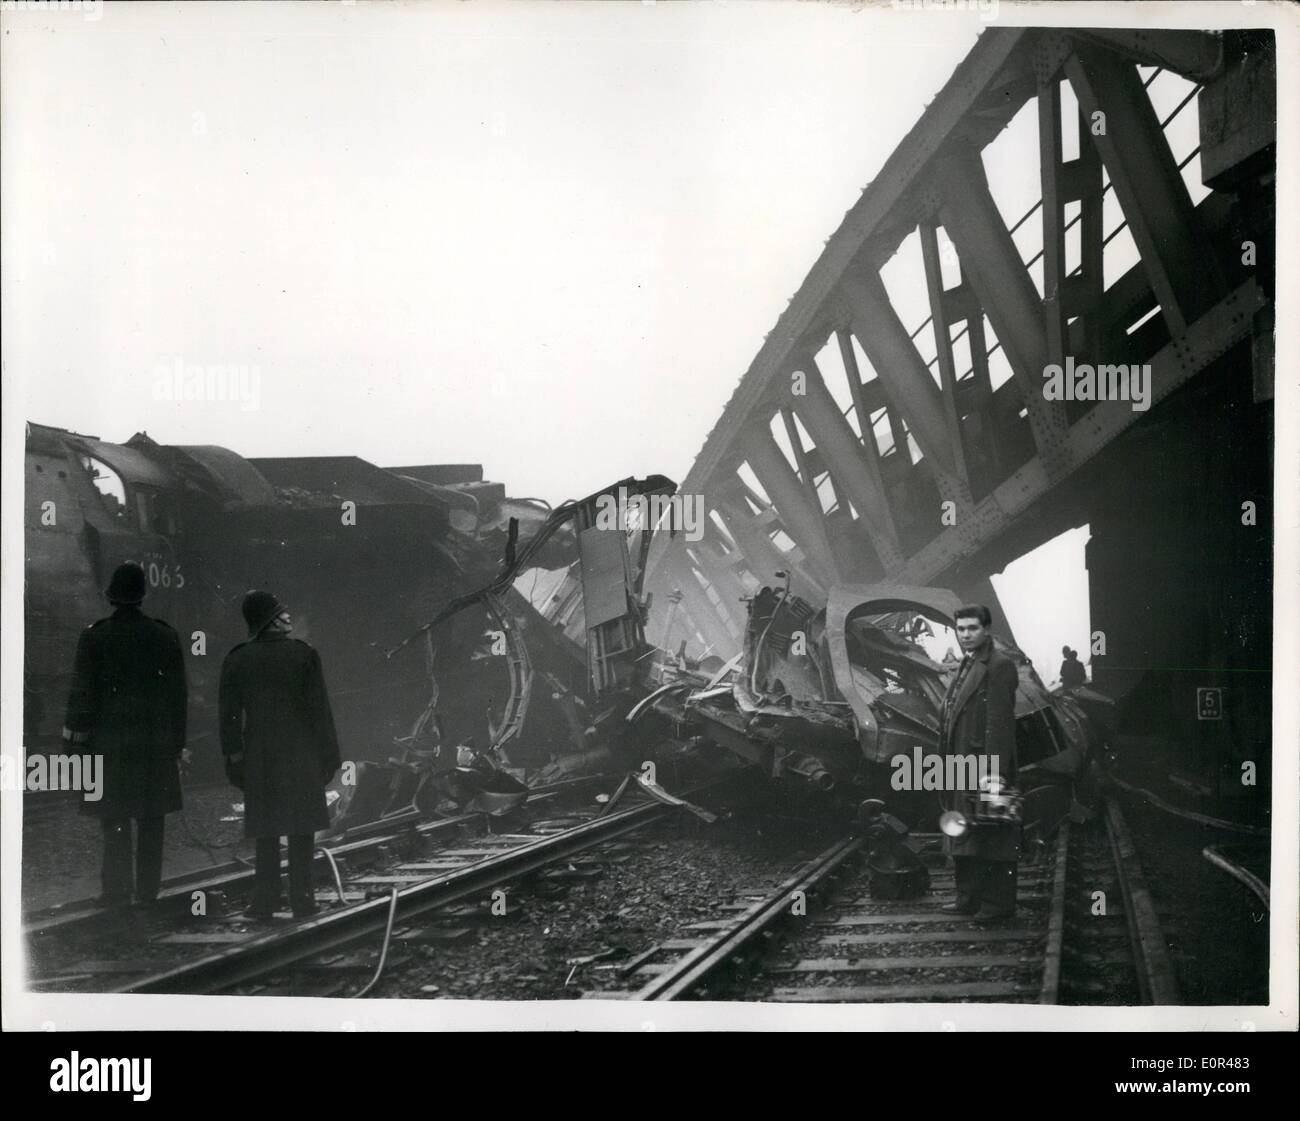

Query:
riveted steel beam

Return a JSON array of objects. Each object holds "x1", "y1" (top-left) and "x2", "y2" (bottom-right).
[
  {"x1": 1072, "y1": 29, "x2": 1222, "y2": 82},
  {"x1": 700, "y1": 519, "x2": 751, "y2": 578},
  {"x1": 669, "y1": 553, "x2": 740, "y2": 656},
  {"x1": 687, "y1": 540, "x2": 752, "y2": 627},
  {"x1": 742, "y1": 423, "x2": 841, "y2": 587},
  {"x1": 791, "y1": 357, "x2": 903, "y2": 568},
  {"x1": 834, "y1": 329, "x2": 929, "y2": 503},
  {"x1": 778, "y1": 404, "x2": 833, "y2": 527},
  {"x1": 838, "y1": 270, "x2": 959, "y2": 481},
  {"x1": 713, "y1": 489, "x2": 825, "y2": 600},
  {"x1": 1039, "y1": 77, "x2": 1069, "y2": 369},
  {"x1": 1039, "y1": 78, "x2": 1106, "y2": 372},
  {"x1": 1065, "y1": 45, "x2": 1220, "y2": 335},
  {"x1": 936, "y1": 147, "x2": 1073, "y2": 478},
  {"x1": 835, "y1": 328, "x2": 876, "y2": 445},
  {"x1": 896, "y1": 278, "x2": 1264, "y2": 586},
  {"x1": 918, "y1": 222, "x2": 976, "y2": 491}
]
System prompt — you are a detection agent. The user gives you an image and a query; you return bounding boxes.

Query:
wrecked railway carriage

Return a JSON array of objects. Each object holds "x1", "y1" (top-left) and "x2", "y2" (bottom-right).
[{"x1": 637, "y1": 583, "x2": 1113, "y2": 840}]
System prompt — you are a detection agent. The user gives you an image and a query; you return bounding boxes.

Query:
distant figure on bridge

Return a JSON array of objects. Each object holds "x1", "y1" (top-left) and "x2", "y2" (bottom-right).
[
  {"x1": 1059, "y1": 646, "x2": 1087, "y2": 689},
  {"x1": 64, "y1": 560, "x2": 188, "y2": 910}
]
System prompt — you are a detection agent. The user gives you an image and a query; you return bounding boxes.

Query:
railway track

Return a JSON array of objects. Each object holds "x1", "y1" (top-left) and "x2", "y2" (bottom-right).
[
  {"x1": 27, "y1": 784, "x2": 1177, "y2": 1004},
  {"x1": 25, "y1": 775, "x2": 720, "y2": 996},
  {"x1": 23, "y1": 775, "x2": 607, "y2": 941},
  {"x1": 611, "y1": 797, "x2": 1178, "y2": 1004}
]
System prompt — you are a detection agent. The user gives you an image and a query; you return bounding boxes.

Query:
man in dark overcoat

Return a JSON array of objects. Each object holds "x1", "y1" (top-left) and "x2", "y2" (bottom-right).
[
  {"x1": 937, "y1": 604, "x2": 1021, "y2": 920},
  {"x1": 64, "y1": 560, "x2": 188, "y2": 907},
  {"x1": 219, "y1": 591, "x2": 341, "y2": 918}
]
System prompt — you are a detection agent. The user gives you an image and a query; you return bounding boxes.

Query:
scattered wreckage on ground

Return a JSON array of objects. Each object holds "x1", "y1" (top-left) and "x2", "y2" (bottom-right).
[
  {"x1": 338, "y1": 467, "x2": 1112, "y2": 875},
  {"x1": 328, "y1": 473, "x2": 686, "y2": 830}
]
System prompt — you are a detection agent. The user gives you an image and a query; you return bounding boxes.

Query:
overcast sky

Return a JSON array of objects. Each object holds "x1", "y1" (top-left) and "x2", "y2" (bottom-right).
[
  {"x1": 4, "y1": 0, "x2": 1104, "y2": 674},
  {"x1": 3, "y1": 0, "x2": 987, "y2": 500}
]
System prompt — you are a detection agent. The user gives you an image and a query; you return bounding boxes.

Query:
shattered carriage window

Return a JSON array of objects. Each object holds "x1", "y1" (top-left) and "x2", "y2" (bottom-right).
[{"x1": 78, "y1": 455, "x2": 127, "y2": 516}]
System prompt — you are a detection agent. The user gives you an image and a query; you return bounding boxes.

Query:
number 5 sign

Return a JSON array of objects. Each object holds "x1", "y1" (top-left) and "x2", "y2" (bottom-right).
[{"x1": 1197, "y1": 688, "x2": 1222, "y2": 721}]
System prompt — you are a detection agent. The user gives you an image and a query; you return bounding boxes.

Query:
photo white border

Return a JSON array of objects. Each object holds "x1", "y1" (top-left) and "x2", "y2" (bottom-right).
[{"x1": 2, "y1": 0, "x2": 1295, "y2": 1032}]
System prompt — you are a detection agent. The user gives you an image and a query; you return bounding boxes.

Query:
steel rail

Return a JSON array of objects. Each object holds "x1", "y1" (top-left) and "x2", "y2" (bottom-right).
[
  {"x1": 1104, "y1": 798, "x2": 1180, "y2": 1004},
  {"x1": 640, "y1": 835, "x2": 863, "y2": 1001},
  {"x1": 1037, "y1": 820, "x2": 1071, "y2": 1004},
  {"x1": 23, "y1": 775, "x2": 611, "y2": 938},
  {"x1": 114, "y1": 790, "x2": 699, "y2": 995},
  {"x1": 22, "y1": 814, "x2": 470, "y2": 939}
]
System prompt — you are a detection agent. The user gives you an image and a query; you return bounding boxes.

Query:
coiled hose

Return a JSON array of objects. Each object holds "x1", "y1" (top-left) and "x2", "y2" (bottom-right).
[
  {"x1": 1202, "y1": 845, "x2": 1270, "y2": 910},
  {"x1": 354, "y1": 888, "x2": 400, "y2": 998},
  {"x1": 1109, "y1": 774, "x2": 1269, "y2": 837}
]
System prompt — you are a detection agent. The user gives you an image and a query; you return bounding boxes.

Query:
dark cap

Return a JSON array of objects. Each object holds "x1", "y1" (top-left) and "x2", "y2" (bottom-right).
[
  {"x1": 241, "y1": 590, "x2": 283, "y2": 637},
  {"x1": 106, "y1": 561, "x2": 147, "y2": 606}
]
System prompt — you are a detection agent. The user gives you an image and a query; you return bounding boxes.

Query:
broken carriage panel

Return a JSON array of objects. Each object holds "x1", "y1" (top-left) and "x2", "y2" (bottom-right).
[
  {"x1": 737, "y1": 584, "x2": 829, "y2": 708},
  {"x1": 375, "y1": 476, "x2": 679, "y2": 808},
  {"x1": 572, "y1": 477, "x2": 676, "y2": 699},
  {"x1": 647, "y1": 579, "x2": 856, "y2": 791}
]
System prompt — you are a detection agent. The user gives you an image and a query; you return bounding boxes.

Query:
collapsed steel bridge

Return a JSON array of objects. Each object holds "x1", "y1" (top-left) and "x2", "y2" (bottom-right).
[{"x1": 645, "y1": 27, "x2": 1274, "y2": 800}]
